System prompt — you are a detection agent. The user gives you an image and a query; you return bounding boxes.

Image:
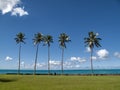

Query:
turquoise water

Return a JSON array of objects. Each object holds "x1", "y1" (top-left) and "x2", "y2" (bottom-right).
[{"x1": 0, "y1": 69, "x2": 120, "y2": 74}]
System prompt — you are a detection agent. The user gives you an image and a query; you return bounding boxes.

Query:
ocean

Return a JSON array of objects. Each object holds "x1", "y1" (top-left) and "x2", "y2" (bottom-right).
[{"x1": 0, "y1": 69, "x2": 120, "y2": 75}]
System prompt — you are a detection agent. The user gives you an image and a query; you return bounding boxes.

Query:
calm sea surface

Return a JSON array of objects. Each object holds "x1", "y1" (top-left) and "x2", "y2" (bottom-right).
[{"x1": 0, "y1": 69, "x2": 120, "y2": 74}]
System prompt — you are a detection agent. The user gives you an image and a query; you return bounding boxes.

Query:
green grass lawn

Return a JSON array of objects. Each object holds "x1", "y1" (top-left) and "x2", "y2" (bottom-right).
[{"x1": 0, "y1": 75, "x2": 120, "y2": 90}]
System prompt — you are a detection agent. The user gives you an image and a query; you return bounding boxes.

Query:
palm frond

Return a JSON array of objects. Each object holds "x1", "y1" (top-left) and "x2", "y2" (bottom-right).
[
  {"x1": 58, "y1": 33, "x2": 71, "y2": 48},
  {"x1": 84, "y1": 31, "x2": 102, "y2": 49},
  {"x1": 33, "y1": 33, "x2": 43, "y2": 45},
  {"x1": 15, "y1": 32, "x2": 26, "y2": 44},
  {"x1": 43, "y1": 35, "x2": 53, "y2": 46}
]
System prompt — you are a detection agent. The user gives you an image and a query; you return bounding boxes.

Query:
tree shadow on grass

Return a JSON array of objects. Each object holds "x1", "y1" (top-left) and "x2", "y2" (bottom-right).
[{"x1": 0, "y1": 78, "x2": 18, "y2": 83}]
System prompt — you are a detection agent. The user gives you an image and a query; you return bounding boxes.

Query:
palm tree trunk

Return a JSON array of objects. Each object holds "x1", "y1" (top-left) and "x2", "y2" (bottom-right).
[
  {"x1": 90, "y1": 48, "x2": 94, "y2": 75},
  {"x1": 48, "y1": 45, "x2": 50, "y2": 75},
  {"x1": 18, "y1": 43, "x2": 21, "y2": 75},
  {"x1": 34, "y1": 44, "x2": 39, "y2": 75},
  {"x1": 61, "y1": 48, "x2": 64, "y2": 75}
]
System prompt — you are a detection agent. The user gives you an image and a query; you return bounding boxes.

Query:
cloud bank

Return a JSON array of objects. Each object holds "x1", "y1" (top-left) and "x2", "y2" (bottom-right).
[
  {"x1": 70, "y1": 57, "x2": 86, "y2": 63},
  {"x1": 49, "y1": 60, "x2": 61, "y2": 66},
  {"x1": 0, "y1": 0, "x2": 28, "y2": 16}
]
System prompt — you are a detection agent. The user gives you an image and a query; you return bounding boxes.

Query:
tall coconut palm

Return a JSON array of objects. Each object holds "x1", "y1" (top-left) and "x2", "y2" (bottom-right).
[
  {"x1": 33, "y1": 33, "x2": 43, "y2": 75},
  {"x1": 84, "y1": 31, "x2": 101, "y2": 75},
  {"x1": 15, "y1": 32, "x2": 25, "y2": 74},
  {"x1": 58, "y1": 33, "x2": 71, "y2": 74},
  {"x1": 43, "y1": 35, "x2": 53, "y2": 75}
]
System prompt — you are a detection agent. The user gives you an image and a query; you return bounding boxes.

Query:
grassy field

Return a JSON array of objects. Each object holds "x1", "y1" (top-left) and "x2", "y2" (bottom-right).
[{"x1": 0, "y1": 75, "x2": 120, "y2": 90}]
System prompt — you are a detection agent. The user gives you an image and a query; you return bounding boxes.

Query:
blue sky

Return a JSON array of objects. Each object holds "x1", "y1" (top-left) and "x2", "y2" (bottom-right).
[{"x1": 0, "y1": 0, "x2": 120, "y2": 70}]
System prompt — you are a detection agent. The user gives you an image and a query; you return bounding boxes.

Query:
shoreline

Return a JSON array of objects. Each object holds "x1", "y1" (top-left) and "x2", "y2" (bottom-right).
[
  {"x1": 1, "y1": 69, "x2": 120, "y2": 75},
  {"x1": 5, "y1": 73, "x2": 120, "y2": 76}
]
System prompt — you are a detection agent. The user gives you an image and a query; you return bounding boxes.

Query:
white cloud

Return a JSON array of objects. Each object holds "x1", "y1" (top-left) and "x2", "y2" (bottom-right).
[
  {"x1": 0, "y1": 0, "x2": 28, "y2": 16},
  {"x1": 0, "y1": 0, "x2": 20, "y2": 14},
  {"x1": 49, "y1": 59, "x2": 86, "y2": 69},
  {"x1": 86, "y1": 47, "x2": 91, "y2": 52},
  {"x1": 68, "y1": 57, "x2": 86, "y2": 69},
  {"x1": 97, "y1": 49, "x2": 109, "y2": 59},
  {"x1": 30, "y1": 62, "x2": 47, "y2": 69},
  {"x1": 21, "y1": 61, "x2": 25, "y2": 67},
  {"x1": 36, "y1": 63, "x2": 46, "y2": 68},
  {"x1": 70, "y1": 57, "x2": 86, "y2": 63},
  {"x1": 114, "y1": 52, "x2": 120, "y2": 58},
  {"x1": 12, "y1": 7, "x2": 28, "y2": 16},
  {"x1": 5, "y1": 56, "x2": 13, "y2": 61},
  {"x1": 96, "y1": 33, "x2": 99, "y2": 36},
  {"x1": 64, "y1": 61, "x2": 81, "y2": 69},
  {"x1": 49, "y1": 60, "x2": 61, "y2": 66},
  {"x1": 91, "y1": 56, "x2": 97, "y2": 60}
]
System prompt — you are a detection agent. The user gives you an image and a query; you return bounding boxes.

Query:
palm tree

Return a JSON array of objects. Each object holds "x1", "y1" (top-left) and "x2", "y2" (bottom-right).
[
  {"x1": 58, "y1": 33, "x2": 71, "y2": 74},
  {"x1": 15, "y1": 32, "x2": 25, "y2": 74},
  {"x1": 84, "y1": 31, "x2": 101, "y2": 75},
  {"x1": 43, "y1": 35, "x2": 53, "y2": 75},
  {"x1": 33, "y1": 33, "x2": 43, "y2": 75}
]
